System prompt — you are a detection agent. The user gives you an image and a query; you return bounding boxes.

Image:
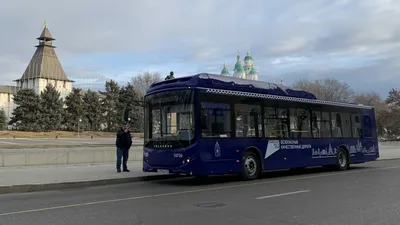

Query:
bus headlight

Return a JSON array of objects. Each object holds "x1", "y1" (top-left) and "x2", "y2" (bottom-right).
[
  {"x1": 143, "y1": 152, "x2": 149, "y2": 163},
  {"x1": 182, "y1": 158, "x2": 190, "y2": 164}
]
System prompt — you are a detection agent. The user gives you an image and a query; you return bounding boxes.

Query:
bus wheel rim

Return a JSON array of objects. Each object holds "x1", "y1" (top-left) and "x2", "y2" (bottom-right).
[
  {"x1": 338, "y1": 151, "x2": 346, "y2": 167},
  {"x1": 245, "y1": 157, "x2": 257, "y2": 176}
]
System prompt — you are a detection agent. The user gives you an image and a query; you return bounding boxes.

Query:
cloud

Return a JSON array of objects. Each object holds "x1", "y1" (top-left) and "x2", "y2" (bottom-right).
[{"x1": 1, "y1": 0, "x2": 400, "y2": 98}]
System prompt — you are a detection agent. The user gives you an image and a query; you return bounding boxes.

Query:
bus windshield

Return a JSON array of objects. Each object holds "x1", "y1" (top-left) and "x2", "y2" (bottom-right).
[{"x1": 144, "y1": 90, "x2": 195, "y2": 148}]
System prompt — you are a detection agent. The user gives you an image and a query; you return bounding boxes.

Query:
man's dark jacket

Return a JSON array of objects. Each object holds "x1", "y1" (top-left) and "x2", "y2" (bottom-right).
[{"x1": 116, "y1": 129, "x2": 132, "y2": 149}]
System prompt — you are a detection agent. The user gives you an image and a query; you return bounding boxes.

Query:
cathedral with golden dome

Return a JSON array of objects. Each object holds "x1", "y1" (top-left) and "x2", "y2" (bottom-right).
[{"x1": 220, "y1": 52, "x2": 258, "y2": 80}]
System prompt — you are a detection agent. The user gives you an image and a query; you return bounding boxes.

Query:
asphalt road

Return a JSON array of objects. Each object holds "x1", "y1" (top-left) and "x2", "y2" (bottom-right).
[{"x1": 1, "y1": 159, "x2": 400, "y2": 225}]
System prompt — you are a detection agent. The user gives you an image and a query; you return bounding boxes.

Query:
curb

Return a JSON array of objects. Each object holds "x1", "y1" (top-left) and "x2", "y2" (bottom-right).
[
  {"x1": 377, "y1": 157, "x2": 400, "y2": 161},
  {"x1": 0, "y1": 174, "x2": 181, "y2": 195}
]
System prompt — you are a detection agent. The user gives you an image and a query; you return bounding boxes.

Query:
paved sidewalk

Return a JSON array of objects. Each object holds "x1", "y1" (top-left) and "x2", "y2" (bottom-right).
[
  {"x1": 0, "y1": 161, "x2": 176, "y2": 194},
  {"x1": 0, "y1": 161, "x2": 148, "y2": 186},
  {"x1": 378, "y1": 142, "x2": 400, "y2": 160}
]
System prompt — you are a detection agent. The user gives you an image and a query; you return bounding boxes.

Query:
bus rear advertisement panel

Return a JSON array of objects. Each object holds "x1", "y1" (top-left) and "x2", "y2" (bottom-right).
[{"x1": 142, "y1": 74, "x2": 379, "y2": 180}]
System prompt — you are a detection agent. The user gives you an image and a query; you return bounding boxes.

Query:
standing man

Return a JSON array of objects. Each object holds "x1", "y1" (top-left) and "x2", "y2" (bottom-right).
[{"x1": 115, "y1": 124, "x2": 132, "y2": 172}]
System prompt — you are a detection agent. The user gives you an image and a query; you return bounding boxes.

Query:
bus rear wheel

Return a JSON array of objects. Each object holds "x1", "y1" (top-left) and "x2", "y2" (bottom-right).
[
  {"x1": 242, "y1": 151, "x2": 261, "y2": 180},
  {"x1": 336, "y1": 148, "x2": 349, "y2": 171}
]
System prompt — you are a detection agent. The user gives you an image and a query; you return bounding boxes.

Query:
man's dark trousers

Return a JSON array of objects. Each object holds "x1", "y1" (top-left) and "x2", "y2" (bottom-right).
[{"x1": 116, "y1": 148, "x2": 129, "y2": 172}]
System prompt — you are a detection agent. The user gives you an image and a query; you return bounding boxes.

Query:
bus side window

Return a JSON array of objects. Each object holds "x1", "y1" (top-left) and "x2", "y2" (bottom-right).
[
  {"x1": 235, "y1": 104, "x2": 261, "y2": 138},
  {"x1": 330, "y1": 112, "x2": 351, "y2": 138},
  {"x1": 200, "y1": 102, "x2": 231, "y2": 138},
  {"x1": 341, "y1": 113, "x2": 352, "y2": 138},
  {"x1": 331, "y1": 112, "x2": 343, "y2": 138},
  {"x1": 289, "y1": 108, "x2": 311, "y2": 139},
  {"x1": 351, "y1": 114, "x2": 362, "y2": 138},
  {"x1": 264, "y1": 107, "x2": 289, "y2": 139},
  {"x1": 321, "y1": 112, "x2": 331, "y2": 138},
  {"x1": 311, "y1": 111, "x2": 321, "y2": 138}
]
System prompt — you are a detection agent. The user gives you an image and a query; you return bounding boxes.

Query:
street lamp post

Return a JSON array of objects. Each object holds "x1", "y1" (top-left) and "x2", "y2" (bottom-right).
[
  {"x1": 78, "y1": 118, "x2": 82, "y2": 138},
  {"x1": 126, "y1": 118, "x2": 131, "y2": 130}
]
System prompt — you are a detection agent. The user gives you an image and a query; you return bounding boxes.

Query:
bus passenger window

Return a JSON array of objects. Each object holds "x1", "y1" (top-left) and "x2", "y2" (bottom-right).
[
  {"x1": 235, "y1": 104, "x2": 261, "y2": 138},
  {"x1": 311, "y1": 111, "x2": 321, "y2": 138},
  {"x1": 331, "y1": 112, "x2": 352, "y2": 138},
  {"x1": 311, "y1": 111, "x2": 331, "y2": 138},
  {"x1": 321, "y1": 112, "x2": 331, "y2": 138},
  {"x1": 290, "y1": 108, "x2": 311, "y2": 139},
  {"x1": 340, "y1": 113, "x2": 352, "y2": 138},
  {"x1": 200, "y1": 102, "x2": 231, "y2": 138},
  {"x1": 264, "y1": 107, "x2": 289, "y2": 138},
  {"x1": 351, "y1": 114, "x2": 362, "y2": 138},
  {"x1": 331, "y1": 112, "x2": 343, "y2": 138}
]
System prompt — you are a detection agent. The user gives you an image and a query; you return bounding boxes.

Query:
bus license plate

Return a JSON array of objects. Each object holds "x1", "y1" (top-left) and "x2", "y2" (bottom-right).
[{"x1": 157, "y1": 169, "x2": 169, "y2": 173}]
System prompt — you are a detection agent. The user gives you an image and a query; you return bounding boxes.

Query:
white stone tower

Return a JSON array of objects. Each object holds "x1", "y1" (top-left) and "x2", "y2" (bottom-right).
[{"x1": 14, "y1": 21, "x2": 73, "y2": 99}]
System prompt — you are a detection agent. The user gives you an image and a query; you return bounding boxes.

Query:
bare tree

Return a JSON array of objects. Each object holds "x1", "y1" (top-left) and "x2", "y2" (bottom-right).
[
  {"x1": 353, "y1": 91, "x2": 389, "y2": 136},
  {"x1": 353, "y1": 91, "x2": 388, "y2": 112},
  {"x1": 292, "y1": 78, "x2": 354, "y2": 102},
  {"x1": 127, "y1": 72, "x2": 163, "y2": 132},
  {"x1": 131, "y1": 71, "x2": 163, "y2": 98}
]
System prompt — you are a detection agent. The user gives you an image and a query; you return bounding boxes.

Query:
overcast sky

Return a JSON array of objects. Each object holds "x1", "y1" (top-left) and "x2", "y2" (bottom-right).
[{"x1": 1, "y1": 0, "x2": 399, "y2": 98}]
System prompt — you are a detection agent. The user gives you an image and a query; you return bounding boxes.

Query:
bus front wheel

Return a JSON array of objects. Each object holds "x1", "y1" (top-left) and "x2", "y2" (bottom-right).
[
  {"x1": 336, "y1": 148, "x2": 349, "y2": 171},
  {"x1": 241, "y1": 151, "x2": 261, "y2": 180}
]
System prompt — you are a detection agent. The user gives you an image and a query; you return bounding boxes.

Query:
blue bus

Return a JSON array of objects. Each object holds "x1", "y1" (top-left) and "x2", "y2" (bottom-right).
[{"x1": 142, "y1": 73, "x2": 379, "y2": 180}]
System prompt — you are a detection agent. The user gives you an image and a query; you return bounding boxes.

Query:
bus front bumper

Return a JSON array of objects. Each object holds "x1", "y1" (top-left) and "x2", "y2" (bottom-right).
[{"x1": 142, "y1": 157, "x2": 201, "y2": 175}]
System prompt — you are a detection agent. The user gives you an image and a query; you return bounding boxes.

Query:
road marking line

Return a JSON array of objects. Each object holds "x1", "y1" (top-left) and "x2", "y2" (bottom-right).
[
  {"x1": 24, "y1": 139, "x2": 46, "y2": 142},
  {"x1": 0, "y1": 141, "x2": 20, "y2": 145},
  {"x1": 0, "y1": 164, "x2": 399, "y2": 217},
  {"x1": 255, "y1": 190, "x2": 310, "y2": 200}
]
